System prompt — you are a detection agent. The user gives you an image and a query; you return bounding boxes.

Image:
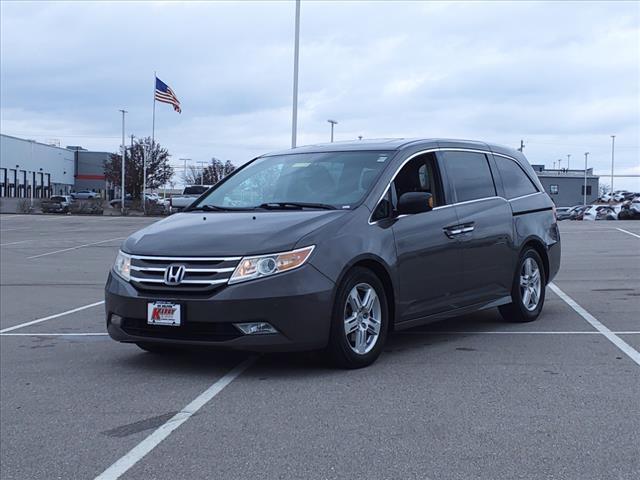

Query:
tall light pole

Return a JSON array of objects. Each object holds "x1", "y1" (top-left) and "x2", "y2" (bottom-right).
[
  {"x1": 583, "y1": 152, "x2": 589, "y2": 206},
  {"x1": 567, "y1": 154, "x2": 571, "y2": 171},
  {"x1": 197, "y1": 161, "x2": 207, "y2": 185},
  {"x1": 610, "y1": 135, "x2": 616, "y2": 194},
  {"x1": 557, "y1": 158, "x2": 562, "y2": 170},
  {"x1": 328, "y1": 119, "x2": 338, "y2": 142},
  {"x1": 179, "y1": 158, "x2": 191, "y2": 185},
  {"x1": 119, "y1": 109, "x2": 127, "y2": 215},
  {"x1": 290, "y1": 0, "x2": 301, "y2": 148}
]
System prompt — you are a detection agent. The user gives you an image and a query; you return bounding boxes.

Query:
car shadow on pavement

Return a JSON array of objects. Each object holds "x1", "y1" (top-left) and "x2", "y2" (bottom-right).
[{"x1": 111, "y1": 309, "x2": 515, "y2": 377}]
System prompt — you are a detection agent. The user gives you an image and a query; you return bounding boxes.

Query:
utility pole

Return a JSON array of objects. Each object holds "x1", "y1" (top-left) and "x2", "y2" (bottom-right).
[
  {"x1": 179, "y1": 158, "x2": 191, "y2": 185},
  {"x1": 328, "y1": 119, "x2": 338, "y2": 142},
  {"x1": 518, "y1": 139, "x2": 524, "y2": 152},
  {"x1": 567, "y1": 154, "x2": 571, "y2": 171},
  {"x1": 290, "y1": 0, "x2": 301, "y2": 148},
  {"x1": 119, "y1": 109, "x2": 127, "y2": 215},
  {"x1": 583, "y1": 152, "x2": 589, "y2": 206},
  {"x1": 610, "y1": 135, "x2": 616, "y2": 194}
]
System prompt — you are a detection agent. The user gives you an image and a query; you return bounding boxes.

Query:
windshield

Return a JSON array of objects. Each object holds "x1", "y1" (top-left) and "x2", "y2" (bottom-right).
[{"x1": 192, "y1": 151, "x2": 393, "y2": 210}]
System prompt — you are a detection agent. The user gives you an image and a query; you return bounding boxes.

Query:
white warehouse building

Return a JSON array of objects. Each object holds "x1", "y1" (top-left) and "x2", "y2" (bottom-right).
[{"x1": 0, "y1": 134, "x2": 76, "y2": 198}]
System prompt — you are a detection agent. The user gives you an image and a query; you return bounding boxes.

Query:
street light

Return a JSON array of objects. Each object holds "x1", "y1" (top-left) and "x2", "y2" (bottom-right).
[
  {"x1": 328, "y1": 119, "x2": 338, "y2": 142},
  {"x1": 119, "y1": 109, "x2": 127, "y2": 215},
  {"x1": 567, "y1": 154, "x2": 571, "y2": 171},
  {"x1": 610, "y1": 135, "x2": 616, "y2": 194},
  {"x1": 290, "y1": 0, "x2": 301, "y2": 148},
  {"x1": 583, "y1": 152, "x2": 589, "y2": 206}
]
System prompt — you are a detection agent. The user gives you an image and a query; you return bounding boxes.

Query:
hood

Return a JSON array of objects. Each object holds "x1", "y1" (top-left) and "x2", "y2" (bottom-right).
[{"x1": 122, "y1": 210, "x2": 348, "y2": 256}]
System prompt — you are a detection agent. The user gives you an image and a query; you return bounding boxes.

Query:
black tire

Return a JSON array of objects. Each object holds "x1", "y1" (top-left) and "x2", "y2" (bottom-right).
[
  {"x1": 326, "y1": 267, "x2": 389, "y2": 369},
  {"x1": 135, "y1": 342, "x2": 179, "y2": 354},
  {"x1": 499, "y1": 248, "x2": 546, "y2": 323}
]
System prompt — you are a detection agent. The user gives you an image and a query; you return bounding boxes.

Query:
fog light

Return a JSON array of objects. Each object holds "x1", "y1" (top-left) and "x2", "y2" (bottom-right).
[
  {"x1": 234, "y1": 322, "x2": 277, "y2": 335},
  {"x1": 110, "y1": 314, "x2": 123, "y2": 326}
]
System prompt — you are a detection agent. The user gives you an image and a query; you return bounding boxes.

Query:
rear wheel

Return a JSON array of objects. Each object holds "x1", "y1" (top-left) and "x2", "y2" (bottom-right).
[
  {"x1": 326, "y1": 267, "x2": 388, "y2": 369},
  {"x1": 499, "y1": 248, "x2": 546, "y2": 323}
]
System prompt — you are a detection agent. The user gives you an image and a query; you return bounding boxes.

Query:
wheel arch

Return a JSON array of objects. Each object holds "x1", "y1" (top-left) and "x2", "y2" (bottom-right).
[
  {"x1": 520, "y1": 237, "x2": 550, "y2": 284},
  {"x1": 334, "y1": 255, "x2": 397, "y2": 332}
]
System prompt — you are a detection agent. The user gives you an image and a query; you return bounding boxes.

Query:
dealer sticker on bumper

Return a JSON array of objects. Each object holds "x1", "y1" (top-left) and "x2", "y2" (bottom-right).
[{"x1": 147, "y1": 302, "x2": 181, "y2": 326}]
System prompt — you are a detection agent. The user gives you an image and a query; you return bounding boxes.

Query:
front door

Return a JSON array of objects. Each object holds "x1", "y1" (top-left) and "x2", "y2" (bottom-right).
[{"x1": 391, "y1": 153, "x2": 464, "y2": 320}]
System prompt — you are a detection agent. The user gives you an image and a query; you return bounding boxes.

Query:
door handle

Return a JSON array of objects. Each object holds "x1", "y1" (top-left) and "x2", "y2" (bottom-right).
[
  {"x1": 444, "y1": 222, "x2": 475, "y2": 238},
  {"x1": 444, "y1": 226, "x2": 463, "y2": 238}
]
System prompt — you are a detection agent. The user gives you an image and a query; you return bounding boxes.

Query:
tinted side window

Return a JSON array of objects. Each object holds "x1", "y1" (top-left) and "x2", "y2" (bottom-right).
[
  {"x1": 494, "y1": 156, "x2": 539, "y2": 199},
  {"x1": 442, "y1": 151, "x2": 496, "y2": 202}
]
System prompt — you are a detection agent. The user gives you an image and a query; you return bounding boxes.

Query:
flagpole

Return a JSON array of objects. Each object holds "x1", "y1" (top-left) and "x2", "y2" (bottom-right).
[{"x1": 145, "y1": 72, "x2": 156, "y2": 214}]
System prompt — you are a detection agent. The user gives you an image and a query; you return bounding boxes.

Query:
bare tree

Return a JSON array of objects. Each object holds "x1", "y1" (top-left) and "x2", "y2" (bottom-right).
[
  {"x1": 104, "y1": 137, "x2": 173, "y2": 198},
  {"x1": 182, "y1": 158, "x2": 236, "y2": 185}
]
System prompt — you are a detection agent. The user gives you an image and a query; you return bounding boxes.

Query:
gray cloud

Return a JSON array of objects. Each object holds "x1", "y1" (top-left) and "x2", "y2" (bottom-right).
[{"x1": 1, "y1": 1, "x2": 638, "y2": 189}]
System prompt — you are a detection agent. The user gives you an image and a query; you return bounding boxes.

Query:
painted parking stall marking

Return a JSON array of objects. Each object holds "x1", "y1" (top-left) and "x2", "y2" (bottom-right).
[
  {"x1": 27, "y1": 237, "x2": 125, "y2": 259},
  {"x1": 94, "y1": 357, "x2": 256, "y2": 480},
  {"x1": 616, "y1": 227, "x2": 640, "y2": 239},
  {"x1": 0, "y1": 301, "x2": 105, "y2": 333},
  {"x1": 549, "y1": 282, "x2": 640, "y2": 367}
]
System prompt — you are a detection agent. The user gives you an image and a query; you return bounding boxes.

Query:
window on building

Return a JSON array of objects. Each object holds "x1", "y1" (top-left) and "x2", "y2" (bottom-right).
[
  {"x1": 493, "y1": 155, "x2": 539, "y2": 199},
  {"x1": 440, "y1": 151, "x2": 496, "y2": 202},
  {"x1": 581, "y1": 185, "x2": 592, "y2": 195},
  {"x1": 549, "y1": 184, "x2": 559, "y2": 195}
]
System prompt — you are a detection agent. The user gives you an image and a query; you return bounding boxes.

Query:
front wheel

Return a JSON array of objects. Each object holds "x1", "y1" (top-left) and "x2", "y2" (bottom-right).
[
  {"x1": 326, "y1": 267, "x2": 388, "y2": 369},
  {"x1": 499, "y1": 248, "x2": 546, "y2": 323}
]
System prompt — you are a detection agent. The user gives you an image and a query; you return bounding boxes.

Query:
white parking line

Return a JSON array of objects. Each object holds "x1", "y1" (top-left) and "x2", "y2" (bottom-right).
[
  {"x1": 0, "y1": 240, "x2": 30, "y2": 246},
  {"x1": 0, "y1": 301, "x2": 105, "y2": 333},
  {"x1": 94, "y1": 357, "x2": 256, "y2": 480},
  {"x1": 27, "y1": 237, "x2": 124, "y2": 259},
  {"x1": 399, "y1": 330, "x2": 640, "y2": 335},
  {"x1": 616, "y1": 227, "x2": 640, "y2": 239},
  {"x1": 0, "y1": 332, "x2": 108, "y2": 336},
  {"x1": 549, "y1": 283, "x2": 640, "y2": 367}
]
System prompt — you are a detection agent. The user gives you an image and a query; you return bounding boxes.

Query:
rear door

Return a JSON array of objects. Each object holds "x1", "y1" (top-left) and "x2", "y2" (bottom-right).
[{"x1": 439, "y1": 150, "x2": 514, "y2": 306}]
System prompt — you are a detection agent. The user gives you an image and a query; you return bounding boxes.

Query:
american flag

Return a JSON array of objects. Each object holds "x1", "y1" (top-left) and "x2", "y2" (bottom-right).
[{"x1": 155, "y1": 77, "x2": 181, "y2": 113}]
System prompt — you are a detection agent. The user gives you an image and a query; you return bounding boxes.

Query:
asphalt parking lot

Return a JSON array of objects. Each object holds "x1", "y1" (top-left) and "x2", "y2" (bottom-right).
[{"x1": 1, "y1": 214, "x2": 638, "y2": 480}]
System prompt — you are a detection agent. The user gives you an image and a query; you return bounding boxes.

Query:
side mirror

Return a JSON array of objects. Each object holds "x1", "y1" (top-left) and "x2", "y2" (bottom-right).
[{"x1": 397, "y1": 192, "x2": 433, "y2": 215}]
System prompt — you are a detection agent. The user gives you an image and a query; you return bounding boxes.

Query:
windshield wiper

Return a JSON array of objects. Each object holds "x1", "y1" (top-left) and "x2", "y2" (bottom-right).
[
  {"x1": 187, "y1": 205, "x2": 230, "y2": 212},
  {"x1": 257, "y1": 202, "x2": 337, "y2": 210}
]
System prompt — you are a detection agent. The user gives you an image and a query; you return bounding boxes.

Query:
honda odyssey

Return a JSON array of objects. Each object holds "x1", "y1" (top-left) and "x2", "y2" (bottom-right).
[{"x1": 106, "y1": 139, "x2": 561, "y2": 368}]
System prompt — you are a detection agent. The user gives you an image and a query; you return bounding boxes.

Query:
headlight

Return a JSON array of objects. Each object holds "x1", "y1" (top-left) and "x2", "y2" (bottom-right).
[
  {"x1": 113, "y1": 250, "x2": 131, "y2": 281},
  {"x1": 229, "y1": 245, "x2": 315, "y2": 284}
]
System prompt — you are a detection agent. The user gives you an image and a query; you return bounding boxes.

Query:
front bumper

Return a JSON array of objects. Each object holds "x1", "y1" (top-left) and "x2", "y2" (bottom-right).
[{"x1": 105, "y1": 264, "x2": 335, "y2": 352}]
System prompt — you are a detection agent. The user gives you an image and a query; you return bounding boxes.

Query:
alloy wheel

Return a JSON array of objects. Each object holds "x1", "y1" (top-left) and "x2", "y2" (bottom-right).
[
  {"x1": 343, "y1": 283, "x2": 382, "y2": 355},
  {"x1": 520, "y1": 257, "x2": 542, "y2": 311}
]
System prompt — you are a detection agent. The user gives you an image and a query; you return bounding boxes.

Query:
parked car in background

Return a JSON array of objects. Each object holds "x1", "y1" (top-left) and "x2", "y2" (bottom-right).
[
  {"x1": 40, "y1": 195, "x2": 73, "y2": 214},
  {"x1": 595, "y1": 206, "x2": 617, "y2": 221},
  {"x1": 168, "y1": 185, "x2": 211, "y2": 212},
  {"x1": 71, "y1": 190, "x2": 99, "y2": 200},
  {"x1": 109, "y1": 195, "x2": 134, "y2": 209},
  {"x1": 567, "y1": 205, "x2": 588, "y2": 220},
  {"x1": 599, "y1": 192, "x2": 613, "y2": 202},
  {"x1": 555, "y1": 207, "x2": 573, "y2": 221},
  {"x1": 613, "y1": 190, "x2": 630, "y2": 202}
]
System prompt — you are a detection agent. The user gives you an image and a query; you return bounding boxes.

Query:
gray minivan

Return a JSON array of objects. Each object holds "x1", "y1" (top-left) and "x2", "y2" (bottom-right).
[{"x1": 106, "y1": 139, "x2": 561, "y2": 368}]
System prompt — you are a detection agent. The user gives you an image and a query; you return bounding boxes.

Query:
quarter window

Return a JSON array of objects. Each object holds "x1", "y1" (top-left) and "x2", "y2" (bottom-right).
[
  {"x1": 441, "y1": 151, "x2": 496, "y2": 203},
  {"x1": 493, "y1": 156, "x2": 539, "y2": 199}
]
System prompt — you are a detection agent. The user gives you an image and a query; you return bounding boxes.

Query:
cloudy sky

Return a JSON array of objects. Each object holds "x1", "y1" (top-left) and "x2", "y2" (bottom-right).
[{"x1": 1, "y1": 1, "x2": 639, "y2": 189}]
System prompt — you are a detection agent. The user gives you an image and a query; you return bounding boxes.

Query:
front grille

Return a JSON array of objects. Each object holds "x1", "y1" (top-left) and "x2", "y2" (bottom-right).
[
  {"x1": 121, "y1": 317, "x2": 241, "y2": 342},
  {"x1": 129, "y1": 254, "x2": 241, "y2": 293}
]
